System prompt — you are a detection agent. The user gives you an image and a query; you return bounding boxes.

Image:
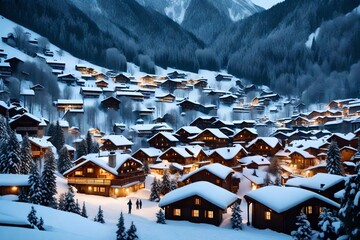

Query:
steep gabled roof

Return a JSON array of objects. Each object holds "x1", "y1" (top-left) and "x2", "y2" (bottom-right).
[
  {"x1": 181, "y1": 163, "x2": 233, "y2": 182},
  {"x1": 148, "y1": 132, "x2": 178, "y2": 142},
  {"x1": 247, "y1": 137, "x2": 281, "y2": 149},
  {"x1": 133, "y1": 147, "x2": 162, "y2": 157},
  {"x1": 285, "y1": 173, "x2": 345, "y2": 191},
  {"x1": 209, "y1": 145, "x2": 247, "y2": 160},
  {"x1": 189, "y1": 128, "x2": 229, "y2": 140},
  {"x1": 161, "y1": 147, "x2": 193, "y2": 158},
  {"x1": 101, "y1": 135, "x2": 133, "y2": 147}
]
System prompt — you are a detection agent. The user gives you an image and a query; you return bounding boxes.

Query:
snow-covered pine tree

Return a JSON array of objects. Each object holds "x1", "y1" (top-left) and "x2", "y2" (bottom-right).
[
  {"x1": 263, "y1": 173, "x2": 272, "y2": 186},
  {"x1": 149, "y1": 177, "x2": 160, "y2": 202},
  {"x1": 63, "y1": 186, "x2": 78, "y2": 213},
  {"x1": 170, "y1": 178, "x2": 178, "y2": 191},
  {"x1": 338, "y1": 164, "x2": 360, "y2": 240},
  {"x1": 231, "y1": 202, "x2": 243, "y2": 230},
  {"x1": 274, "y1": 174, "x2": 282, "y2": 186},
  {"x1": 142, "y1": 160, "x2": 150, "y2": 174},
  {"x1": 52, "y1": 120, "x2": 65, "y2": 151},
  {"x1": 28, "y1": 163, "x2": 42, "y2": 204},
  {"x1": 20, "y1": 133, "x2": 32, "y2": 174},
  {"x1": 81, "y1": 201, "x2": 88, "y2": 218},
  {"x1": 18, "y1": 187, "x2": 28, "y2": 202},
  {"x1": 126, "y1": 221, "x2": 138, "y2": 240},
  {"x1": 1, "y1": 129, "x2": 21, "y2": 173},
  {"x1": 76, "y1": 139, "x2": 88, "y2": 159},
  {"x1": 326, "y1": 141, "x2": 343, "y2": 176},
  {"x1": 75, "y1": 199, "x2": 81, "y2": 215},
  {"x1": 161, "y1": 170, "x2": 171, "y2": 195},
  {"x1": 291, "y1": 211, "x2": 313, "y2": 240},
  {"x1": 94, "y1": 205, "x2": 105, "y2": 223},
  {"x1": 92, "y1": 142, "x2": 99, "y2": 153},
  {"x1": 86, "y1": 131, "x2": 93, "y2": 154},
  {"x1": 58, "y1": 193, "x2": 65, "y2": 211},
  {"x1": 0, "y1": 115, "x2": 10, "y2": 143},
  {"x1": 40, "y1": 149, "x2": 57, "y2": 208},
  {"x1": 156, "y1": 209, "x2": 166, "y2": 224},
  {"x1": 116, "y1": 211, "x2": 127, "y2": 240},
  {"x1": 317, "y1": 207, "x2": 338, "y2": 240},
  {"x1": 37, "y1": 217, "x2": 44, "y2": 230},
  {"x1": 268, "y1": 157, "x2": 281, "y2": 175},
  {"x1": 47, "y1": 122, "x2": 55, "y2": 137},
  {"x1": 57, "y1": 146, "x2": 73, "y2": 174},
  {"x1": 27, "y1": 206, "x2": 38, "y2": 227}
]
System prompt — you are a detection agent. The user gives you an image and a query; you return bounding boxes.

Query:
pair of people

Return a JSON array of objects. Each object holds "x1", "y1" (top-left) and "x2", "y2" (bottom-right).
[{"x1": 127, "y1": 199, "x2": 142, "y2": 214}]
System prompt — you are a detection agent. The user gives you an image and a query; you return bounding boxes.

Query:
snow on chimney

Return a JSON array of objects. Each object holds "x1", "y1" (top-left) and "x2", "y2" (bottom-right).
[{"x1": 108, "y1": 151, "x2": 116, "y2": 168}]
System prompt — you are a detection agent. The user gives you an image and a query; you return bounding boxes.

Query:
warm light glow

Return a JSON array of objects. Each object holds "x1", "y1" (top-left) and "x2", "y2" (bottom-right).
[
  {"x1": 11, "y1": 186, "x2": 18, "y2": 192},
  {"x1": 265, "y1": 211, "x2": 271, "y2": 220},
  {"x1": 174, "y1": 209, "x2": 181, "y2": 216},
  {"x1": 88, "y1": 186, "x2": 92, "y2": 191},
  {"x1": 207, "y1": 211, "x2": 214, "y2": 219},
  {"x1": 126, "y1": 188, "x2": 129, "y2": 192},
  {"x1": 115, "y1": 189, "x2": 118, "y2": 193},
  {"x1": 252, "y1": 183, "x2": 257, "y2": 190},
  {"x1": 192, "y1": 210, "x2": 199, "y2": 217}
]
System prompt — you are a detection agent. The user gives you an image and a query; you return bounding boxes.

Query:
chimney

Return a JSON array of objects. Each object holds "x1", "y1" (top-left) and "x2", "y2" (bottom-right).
[
  {"x1": 320, "y1": 183, "x2": 325, "y2": 189},
  {"x1": 108, "y1": 151, "x2": 116, "y2": 168},
  {"x1": 227, "y1": 148, "x2": 230, "y2": 152}
]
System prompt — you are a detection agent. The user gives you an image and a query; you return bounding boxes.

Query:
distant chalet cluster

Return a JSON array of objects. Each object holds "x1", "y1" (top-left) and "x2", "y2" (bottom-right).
[{"x1": 0, "y1": 33, "x2": 359, "y2": 238}]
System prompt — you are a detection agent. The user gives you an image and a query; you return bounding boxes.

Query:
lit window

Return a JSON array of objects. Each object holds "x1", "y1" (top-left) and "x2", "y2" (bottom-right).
[
  {"x1": 195, "y1": 198, "x2": 201, "y2": 205},
  {"x1": 93, "y1": 187, "x2": 99, "y2": 192},
  {"x1": 100, "y1": 187, "x2": 106, "y2": 193},
  {"x1": 319, "y1": 207, "x2": 323, "y2": 213},
  {"x1": 192, "y1": 210, "x2": 199, "y2": 217},
  {"x1": 207, "y1": 211, "x2": 214, "y2": 219},
  {"x1": 75, "y1": 171, "x2": 83, "y2": 176},
  {"x1": 100, "y1": 169, "x2": 106, "y2": 174},
  {"x1": 216, "y1": 179, "x2": 221, "y2": 184},
  {"x1": 174, "y1": 209, "x2": 181, "y2": 216},
  {"x1": 265, "y1": 211, "x2": 271, "y2": 220},
  {"x1": 87, "y1": 168, "x2": 94, "y2": 173},
  {"x1": 306, "y1": 206, "x2": 312, "y2": 214}
]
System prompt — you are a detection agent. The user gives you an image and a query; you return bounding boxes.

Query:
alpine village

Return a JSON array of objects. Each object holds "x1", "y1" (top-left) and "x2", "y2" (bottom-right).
[{"x1": 0, "y1": 0, "x2": 359, "y2": 240}]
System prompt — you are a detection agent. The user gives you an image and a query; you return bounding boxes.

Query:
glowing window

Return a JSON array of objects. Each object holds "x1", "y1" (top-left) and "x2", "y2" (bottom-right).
[
  {"x1": 265, "y1": 211, "x2": 271, "y2": 220},
  {"x1": 207, "y1": 211, "x2": 214, "y2": 219},
  {"x1": 173, "y1": 209, "x2": 181, "y2": 216},
  {"x1": 195, "y1": 198, "x2": 201, "y2": 205},
  {"x1": 87, "y1": 168, "x2": 94, "y2": 173},
  {"x1": 100, "y1": 187, "x2": 106, "y2": 193},
  {"x1": 192, "y1": 210, "x2": 199, "y2": 217},
  {"x1": 93, "y1": 187, "x2": 99, "y2": 192},
  {"x1": 306, "y1": 206, "x2": 312, "y2": 214},
  {"x1": 75, "y1": 171, "x2": 83, "y2": 176}
]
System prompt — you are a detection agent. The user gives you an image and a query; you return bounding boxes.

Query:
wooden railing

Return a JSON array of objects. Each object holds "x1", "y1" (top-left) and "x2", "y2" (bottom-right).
[
  {"x1": 111, "y1": 175, "x2": 146, "y2": 186},
  {"x1": 67, "y1": 174, "x2": 146, "y2": 186}
]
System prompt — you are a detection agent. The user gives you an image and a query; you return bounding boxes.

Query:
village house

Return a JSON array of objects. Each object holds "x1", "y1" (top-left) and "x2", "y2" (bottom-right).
[
  {"x1": 113, "y1": 73, "x2": 131, "y2": 84},
  {"x1": 149, "y1": 160, "x2": 171, "y2": 175},
  {"x1": 160, "y1": 79, "x2": 186, "y2": 92},
  {"x1": 188, "y1": 128, "x2": 229, "y2": 149},
  {"x1": 130, "y1": 123, "x2": 173, "y2": 137},
  {"x1": 155, "y1": 93, "x2": 176, "y2": 103},
  {"x1": 74, "y1": 64, "x2": 91, "y2": 73},
  {"x1": 148, "y1": 132, "x2": 179, "y2": 150},
  {"x1": 9, "y1": 112, "x2": 43, "y2": 136},
  {"x1": 238, "y1": 155, "x2": 270, "y2": 171},
  {"x1": 194, "y1": 79, "x2": 208, "y2": 89},
  {"x1": 95, "y1": 79, "x2": 109, "y2": 88},
  {"x1": 28, "y1": 136, "x2": 53, "y2": 159},
  {"x1": 242, "y1": 168, "x2": 270, "y2": 190},
  {"x1": 116, "y1": 91, "x2": 144, "y2": 101},
  {"x1": 132, "y1": 147, "x2": 162, "y2": 164},
  {"x1": 99, "y1": 135, "x2": 133, "y2": 152},
  {"x1": 167, "y1": 71, "x2": 187, "y2": 79},
  {"x1": 287, "y1": 147, "x2": 317, "y2": 173},
  {"x1": 57, "y1": 73, "x2": 77, "y2": 85},
  {"x1": 232, "y1": 128, "x2": 258, "y2": 145},
  {"x1": 215, "y1": 74, "x2": 232, "y2": 81},
  {"x1": 159, "y1": 147, "x2": 194, "y2": 166},
  {"x1": 208, "y1": 145, "x2": 247, "y2": 168},
  {"x1": 80, "y1": 87, "x2": 102, "y2": 98},
  {"x1": 285, "y1": 173, "x2": 345, "y2": 202},
  {"x1": 340, "y1": 146, "x2": 357, "y2": 162},
  {"x1": 0, "y1": 174, "x2": 30, "y2": 196},
  {"x1": 212, "y1": 120, "x2": 234, "y2": 130},
  {"x1": 159, "y1": 181, "x2": 240, "y2": 226},
  {"x1": 219, "y1": 94, "x2": 237, "y2": 105},
  {"x1": 0, "y1": 61, "x2": 12, "y2": 77},
  {"x1": 190, "y1": 116, "x2": 218, "y2": 130},
  {"x1": 327, "y1": 98, "x2": 356, "y2": 110},
  {"x1": 64, "y1": 153, "x2": 146, "y2": 197},
  {"x1": 246, "y1": 137, "x2": 282, "y2": 157},
  {"x1": 4, "y1": 57, "x2": 24, "y2": 72},
  {"x1": 101, "y1": 96, "x2": 121, "y2": 110},
  {"x1": 46, "y1": 60, "x2": 65, "y2": 70},
  {"x1": 93, "y1": 73, "x2": 108, "y2": 81},
  {"x1": 182, "y1": 145, "x2": 209, "y2": 166},
  {"x1": 233, "y1": 120, "x2": 256, "y2": 129},
  {"x1": 326, "y1": 133, "x2": 357, "y2": 149},
  {"x1": 177, "y1": 99, "x2": 215, "y2": 114},
  {"x1": 55, "y1": 99, "x2": 84, "y2": 111},
  {"x1": 179, "y1": 163, "x2": 239, "y2": 193},
  {"x1": 244, "y1": 186, "x2": 340, "y2": 234},
  {"x1": 175, "y1": 126, "x2": 202, "y2": 144}
]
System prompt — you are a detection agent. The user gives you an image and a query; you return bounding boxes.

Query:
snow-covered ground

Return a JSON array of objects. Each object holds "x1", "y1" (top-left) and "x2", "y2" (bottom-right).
[{"x1": 0, "y1": 174, "x2": 291, "y2": 240}]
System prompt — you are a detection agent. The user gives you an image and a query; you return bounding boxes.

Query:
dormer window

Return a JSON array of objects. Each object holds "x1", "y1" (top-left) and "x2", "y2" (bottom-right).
[
  {"x1": 87, "y1": 168, "x2": 94, "y2": 173},
  {"x1": 195, "y1": 198, "x2": 201, "y2": 205}
]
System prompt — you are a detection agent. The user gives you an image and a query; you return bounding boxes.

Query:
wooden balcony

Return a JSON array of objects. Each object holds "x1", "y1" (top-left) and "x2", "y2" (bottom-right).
[
  {"x1": 110, "y1": 175, "x2": 146, "y2": 186},
  {"x1": 67, "y1": 174, "x2": 146, "y2": 186}
]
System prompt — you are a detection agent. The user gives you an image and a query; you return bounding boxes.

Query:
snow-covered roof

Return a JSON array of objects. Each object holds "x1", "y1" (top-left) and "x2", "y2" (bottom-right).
[
  {"x1": 209, "y1": 144, "x2": 247, "y2": 160},
  {"x1": 64, "y1": 144, "x2": 76, "y2": 151},
  {"x1": 59, "y1": 120, "x2": 69, "y2": 128},
  {"x1": 181, "y1": 163, "x2": 233, "y2": 182},
  {"x1": 245, "y1": 186, "x2": 340, "y2": 213},
  {"x1": 340, "y1": 146, "x2": 357, "y2": 152},
  {"x1": 28, "y1": 137, "x2": 53, "y2": 148},
  {"x1": 101, "y1": 135, "x2": 133, "y2": 146},
  {"x1": 159, "y1": 181, "x2": 239, "y2": 210},
  {"x1": 247, "y1": 137, "x2": 280, "y2": 149},
  {"x1": 238, "y1": 155, "x2": 270, "y2": 166},
  {"x1": 133, "y1": 147, "x2": 162, "y2": 157},
  {"x1": 177, "y1": 126, "x2": 202, "y2": 135},
  {"x1": 189, "y1": 128, "x2": 228, "y2": 140},
  {"x1": 0, "y1": 174, "x2": 30, "y2": 186},
  {"x1": 149, "y1": 160, "x2": 171, "y2": 170},
  {"x1": 242, "y1": 168, "x2": 268, "y2": 185},
  {"x1": 148, "y1": 132, "x2": 178, "y2": 142},
  {"x1": 182, "y1": 145, "x2": 204, "y2": 157},
  {"x1": 162, "y1": 147, "x2": 192, "y2": 158},
  {"x1": 56, "y1": 99, "x2": 83, "y2": 105},
  {"x1": 130, "y1": 123, "x2": 173, "y2": 132},
  {"x1": 285, "y1": 173, "x2": 345, "y2": 191},
  {"x1": 329, "y1": 133, "x2": 356, "y2": 141},
  {"x1": 287, "y1": 147, "x2": 315, "y2": 159},
  {"x1": 290, "y1": 139, "x2": 328, "y2": 150},
  {"x1": 116, "y1": 91, "x2": 144, "y2": 97},
  {"x1": 81, "y1": 87, "x2": 102, "y2": 92},
  {"x1": 20, "y1": 89, "x2": 35, "y2": 96},
  {"x1": 9, "y1": 113, "x2": 41, "y2": 124}
]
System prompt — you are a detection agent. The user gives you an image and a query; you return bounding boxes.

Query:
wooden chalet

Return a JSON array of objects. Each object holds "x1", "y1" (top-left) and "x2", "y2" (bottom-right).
[
  {"x1": 194, "y1": 79, "x2": 208, "y2": 89},
  {"x1": 167, "y1": 71, "x2": 187, "y2": 79},
  {"x1": 113, "y1": 73, "x2": 131, "y2": 84},
  {"x1": 80, "y1": 87, "x2": 102, "y2": 98},
  {"x1": 64, "y1": 153, "x2": 146, "y2": 197},
  {"x1": 285, "y1": 173, "x2": 345, "y2": 202},
  {"x1": 148, "y1": 132, "x2": 179, "y2": 150},
  {"x1": 65, "y1": 144, "x2": 76, "y2": 160},
  {"x1": 130, "y1": 123, "x2": 173, "y2": 137},
  {"x1": 215, "y1": 74, "x2": 232, "y2": 81},
  {"x1": 232, "y1": 128, "x2": 258, "y2": 145},
  {"x1": 132, "y1": 147, "x2": 162, "y2": 164},
  {"x1": 94, "y1": 73, "x2": 108, "y2": 80},
  {"x1": 28, "y1": 136, "x2": 53, "y2": 159},
  {"x1": 238, "y1": 155, "x2": 270, "y2": 171},
  {"x1": 288, "y1": 148, "x2": 316, "y2": 171},
  {"x1": 246, "y1": 137, "x2": 282, "y2": 157},
  {"x1": 9, "y1": 113, "x2": 42, "y2": 136},
  {"x1": 116, "y1": 91, "x2": 144, "y2": 101},
  {"x1": 95, "y1": 79, "x2": 109, "y2": 88},
  {"x1": 159, "y1": 147, "x2": 194, "y2": 166},
  {"x1": 0, "y1": 62, "x2": 11, "y2": 77},
  {"x1": 291, "y1": 116, "x2": 310, "y2": 128},
  {"x1": 244, "y1": 186, "x2": 340, "y2": 234},
  {"x1": 99, "y1": 135, "x2": 133, "y2": 152},
  {"x1": 340, "y1": 146, "x2": 357, "y2": 162},
  {"x1": 327, "y1": 133, "x2": 357, "y2": 149},
  {"x1": 183, "y1": 145, "x2": 208, "y2": 165},
  {"x1": 175, "y1": 126, "x2": 202, "y2": 143},
  {"x1": 232, "y1": 120, "x2": 256, "y2": 129},
  {"x1": 0, "y1": 174, "x2": 30, "y2": 196},
  {"x1": 190, "y1": 116, "x2": 218, "y2": 130},
  {"x1": 327, "y1": 98, "x2": 356, "y2": 110},
  {"x1": 177, "y1": 99, "x2": 214, "y2": 114},
  {"x1": 101, "y1": 96, "x2": 121, "y2": 110},
  {"x1": 159, "y1": 181, "x2": 239, "y2": 226},
  {"x1": 188, "y1": 128, "x2": 229, "y2": 149},
  {"x1": 208, "y1": 145, "x2": 247, "y2": 167},
  {"x1": 46, "y1": 60, "x2": 65, "y2": 70},
  {"x1": 219, "y1": 94, "x2": 237, "y2": 105},
  {"x1": 155, "y1": 93, "x2": 176, "y2": 103},
  {"x1": 212, "y1": 120, "x2": 234, "y2": 130},
  {"x1": 160, "y1": 79, "x2": 186, "y2": 92},
  {"x1": 180, "y1": 163, "x2": 239, "y2": 193},
  {"x1": 4, "y1": 57, "x2": 24, "y2": 71},
  {"x1": 55, "y1": 99, "x2": 84, "y2": 111},
  {"x1": 57, "y1": 73, "x2": 77, "y2": 85}
]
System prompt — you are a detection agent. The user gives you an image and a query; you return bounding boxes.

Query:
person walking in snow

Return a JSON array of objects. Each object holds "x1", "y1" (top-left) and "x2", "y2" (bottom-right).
[
  {"x1": 136, "y1": 199, "x2": 139, "y2": 209},
  {"x1": 127, "y1": 199, "x2": 132, "y2": 214},
  {"x1": 139, "y1": 199, "x2": 142, "y2": 209}
]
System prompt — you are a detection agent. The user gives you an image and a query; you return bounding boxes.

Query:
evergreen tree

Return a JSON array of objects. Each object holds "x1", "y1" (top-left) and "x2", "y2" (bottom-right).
[
  {"x1": 92, "y1": 141, "x2": 99, "y2": 153},
  {"x1": 170, "y1": 178, "x2": 178, "y2": 191},
  {"x1": 160, "y1": 170, "x2": 171, "y2": 195},
  {"x1": 338, "y1": 164, "x2": 360, "y2": 240},
  {"x1": 317, "y1": 207, "x2": 338, "y2": 240},
  {"x1": 231, "y1": 202, "x2": 243, "y2": 230},
  {"x1": 116, "y1": 211, "x2": 127, "y2": 240},
  {"x1": 58, "y1": 193, "x2": 65, "y2": 211},
  {"x1": 81, "y1": 201, "x2": 88, "y2": 218},
  {"x1": 57, "y1": 146, "x2": 73, "y2": 175},
  {"x1": 86, "y1": 131, "x2": 93, "y2": 154},
  {"x1": 149, "y1": 178, "x2": 160, "y2": 202},
  {"x1": 326, "y1": 141, "x2": 343, "y2": 176},
  {"x1": 126, "y1": 221, "x2": 138, "y2": 240},
  {"x1": 37, "y1": 217, "x2": 44, "y2": 230},
  {"x1": 76, "y1": 139, "x2": 88, "y2": 159},
  {"x1": 20, "y1": 133, "x2": 32, "y2": 174},
  {"x1": 291, "y1": 211, "x2": 313, "y2": 240},
  {"x1": 274, "y1": 174, "x2": 282, "y2": 186},
  {"x1": 18, "y1": 187, "x2": 28, "y2": 202},
  {"x1": 1, "y1": 129, "x2": 21, "y2": 173},
  {"x1": 156, "y1": 209, "x2": 166, "y2": 224},
  {"x1": 268, "y1": 157, "x2": 282, "y2": 175},
  {"x1": 28, "y1": 163, "x2": 42, "y2": 204},
  {"x1": 263, "y1": 173, "x2": 272, "y2": 186},
  {"x1": 142, "y1": 160, "x2": 150, "y2": 174},
  {"x1": 75, "y1": 199, "x2": 81, "y2": 215},
  {"x1": 27, "y1": 206, "x2": 38, "y2": 227},
  {"x1": 94, "y1": 205, "x2": 105, "y2": 223},
  {"x1": 52, "y1": 120, "x2": 65, "y2": 152},
  {"x1": 40, "y1": 149, "x2": 57, "y2": 208},
  {"x1": 63, "y1": 186, "x2": 78, "y2": 213},
  {"x1": 47, "y1": 122, "x2": 55, "y2": 137}
]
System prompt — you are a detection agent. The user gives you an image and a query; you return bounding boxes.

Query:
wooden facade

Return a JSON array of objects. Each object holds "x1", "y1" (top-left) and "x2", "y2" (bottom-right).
[
  {"x1": 246, "y1": 138, "x2": 282, "y2": 157},
  {"x1": 101, "y1": 96, "x2": 121, "y2": 110},
  {"x1": 289, "y1": 152, "x2": 316, "y2": 170},
  {"x1": 100, "y1": 139, "x2": 132, "y2": 152},
  {"x1": 233, "y1": 128, "x2": 258, "y2": 145},
  {"x1": 148, "y1": 133, "x2": 178, "y2": 151},
  {"x1": 190, "y1": 129, "x2": 228, "y2": 149},
  {"x1": 9, "y1": 113, "x2": 42, "y2": 136},
  {"x1": 159, "y1": 148, "x2": 193, "y2": 165},
  {"x1": 190, "y1": 116, "x2": 218, "y2": 130},
  {"x1": 340, "y1": 146, "x2": 357, "y2": 162}
]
